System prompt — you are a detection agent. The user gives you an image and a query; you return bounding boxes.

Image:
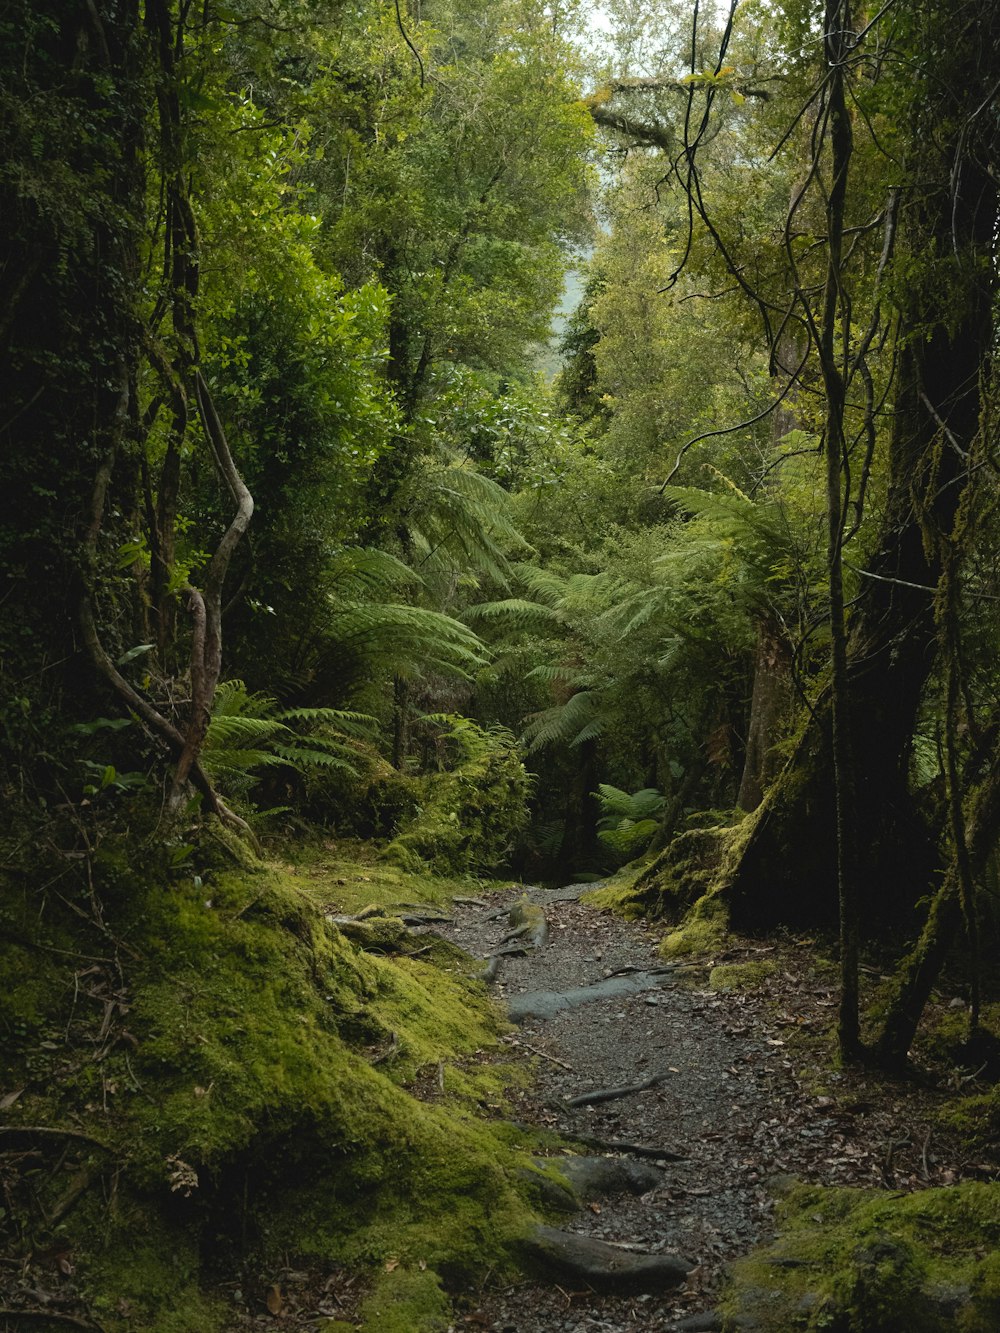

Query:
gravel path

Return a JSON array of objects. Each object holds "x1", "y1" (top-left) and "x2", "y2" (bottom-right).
[{"x1": 433, "y1": 882, "x2": 973, "y2": 1332}]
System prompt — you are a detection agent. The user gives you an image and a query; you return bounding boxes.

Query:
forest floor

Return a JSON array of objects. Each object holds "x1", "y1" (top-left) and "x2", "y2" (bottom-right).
[{"x1": 423, "y1": 881, "x2": 985, "y2": 1332}]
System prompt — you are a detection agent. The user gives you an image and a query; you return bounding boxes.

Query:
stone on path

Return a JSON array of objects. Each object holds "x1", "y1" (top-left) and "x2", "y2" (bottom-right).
[
  {"x1": 507, "y1": 970, "x2": 676, "y2": 1023},
  {"x1": 522, "y1": 1224, "x2": 693, "y2": 1293}
]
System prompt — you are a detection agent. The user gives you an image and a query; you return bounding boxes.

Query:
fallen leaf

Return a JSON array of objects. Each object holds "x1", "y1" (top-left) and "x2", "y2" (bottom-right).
[
  {"x1": 385, "y1": 1258, "x2": 399, "y2": 1272},
  {"x1": 266, "y1": 1284, "x2": 283, "y2": 1316}
]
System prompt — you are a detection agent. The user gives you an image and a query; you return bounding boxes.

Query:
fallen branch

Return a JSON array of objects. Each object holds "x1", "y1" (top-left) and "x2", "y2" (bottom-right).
[
  {"x1": 487, "y1": 943, "x2": 531, "y2": 960},
  {"x1": 603, "y1": 963, "x2": 693, "y2": 979},
  {"x1": 565, "y1": 1072, "x2": 671, "y2": 1108}
]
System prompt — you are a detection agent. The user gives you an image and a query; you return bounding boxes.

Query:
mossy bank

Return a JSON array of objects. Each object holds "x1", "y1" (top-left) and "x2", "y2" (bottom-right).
[{"x1": 0, "y1": 838, "x2": 540, "y2": 1331}]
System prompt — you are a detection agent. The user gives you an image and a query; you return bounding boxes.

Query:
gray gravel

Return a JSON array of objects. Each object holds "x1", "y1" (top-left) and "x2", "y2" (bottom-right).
[{"x1": 434, "y1": 885, "x2": 792, "y2": 1330}]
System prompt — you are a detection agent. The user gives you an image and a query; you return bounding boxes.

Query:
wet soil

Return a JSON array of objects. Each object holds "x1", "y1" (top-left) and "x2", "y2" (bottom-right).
[{"x1": 434, "y1": 882, "x2": 984, "y2": 1332}]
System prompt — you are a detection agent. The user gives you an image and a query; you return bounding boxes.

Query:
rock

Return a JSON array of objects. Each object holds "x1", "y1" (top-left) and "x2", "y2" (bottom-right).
[
  {"x1": 506, "y1": 897, "x2": 550, "y2": 949},
  {"x1": 524, "y1": 1156, "x2": 663, "y2": 1212},
  {"x1": 546, "y1": 1155, "x2": 663, "y2": 1199},
  {"x1": 520, "y1": 1164, "x2": 579, "y2": 1214},
  {"x1": 521, "y1": 1224, "x2": 692, "y2": 1293},
  {"x1": 926, "y1": 1281, "x2": 973, "y2": 1318}
]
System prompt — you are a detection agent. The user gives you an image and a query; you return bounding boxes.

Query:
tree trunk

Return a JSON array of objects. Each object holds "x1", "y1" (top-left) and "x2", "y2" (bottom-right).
[
  {"x1": 874, "y1": 737, "x2": 1000, "y2": 1065},
  {"x1": 558, "y1": 737, "x2": 600, "y2": 877},
  {"x1": 736, "y1": 618, "x2": 793, "y2": 813},
  {"x1": 719, "y1": 116, "x2": 997, "y2": 936}
]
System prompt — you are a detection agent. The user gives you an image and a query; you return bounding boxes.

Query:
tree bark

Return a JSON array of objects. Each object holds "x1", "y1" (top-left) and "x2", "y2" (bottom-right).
[
  {"x1": 874, "y1": 737, "x2": 1000, "y2": 1066},
  {"x1": 736, "y1": 618, "x2": 793, "y2": 813}
]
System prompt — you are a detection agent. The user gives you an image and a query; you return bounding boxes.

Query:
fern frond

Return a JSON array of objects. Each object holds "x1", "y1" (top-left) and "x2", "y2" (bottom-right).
[
  {"x1": 327, "y1": 603, "x2": 487, "y2": 677},
  {"x1": 204, "y1": 715, "x2": 288, "y2": 747},
  {"x1": 276, "y1": 707, "x2": 377, "y2": 738},
  {"x1": 270, "y1": 745, "x2": 358, "y2": 772},
  {"x1": 327, "y1": 547, "x2": 422, "y2": 597},
  {"x1": 525, "y1": 664, "x2": 590, "y2": 686},
  {"x1": 596, "y1": 784, "x2": 665, "y2": 821},
  {"x1": 462, "y1": 598, "x2": 563, "y2": 628},
  {"x1": 522, "y1": 689, "x2": 601, "y2": 751},
  {"x1": 513, "y1": 563, "x2": 570, "y2": 607}
]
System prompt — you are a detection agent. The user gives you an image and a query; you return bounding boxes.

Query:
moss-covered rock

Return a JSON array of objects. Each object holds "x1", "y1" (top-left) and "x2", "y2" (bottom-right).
[
  {"x1": 721, "y1": 1180, "x2": 1000, "y2": 1331},
  {"x1": 383, "y1": 720, "x2": 530, "y2": 876},
  {"x1": 626, "y1": 823, "x2": 734, "y2": 918}
]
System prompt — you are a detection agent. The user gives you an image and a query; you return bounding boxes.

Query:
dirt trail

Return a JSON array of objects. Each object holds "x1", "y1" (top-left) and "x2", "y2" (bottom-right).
[{"x1": 434, "y1": 883, "x2": 970, "y2": 1332}]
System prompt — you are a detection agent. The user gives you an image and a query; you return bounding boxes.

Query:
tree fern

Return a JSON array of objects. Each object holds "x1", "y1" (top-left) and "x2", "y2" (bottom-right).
[
  {"x1": 203, "y1": 680, "x2": 378, "y2": 788},
  {"x1": 596, "y1": 784, "x2": 666, "y2": 857},
  {"x1": 326, "y1": 602, "x2": 487, "y2": 679},
  {"x1": 399, "y1": 456, "x2": 527, "y2": 591},
  {"x1": 521, "y1": 687, "x2": 603, "y2": 751}
]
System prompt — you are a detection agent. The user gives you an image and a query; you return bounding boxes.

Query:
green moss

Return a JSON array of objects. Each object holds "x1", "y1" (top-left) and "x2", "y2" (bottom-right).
[
  {"x1": 582, "y1": 864, "x2": 649, "y2": 919},
  {"x1": 614, "y1": 823, "x2": 734, "y2": 921},
  {"x1": 721, "y1": 1181, "x2": 1000, "y2": 1331},
  {"x1": 709, "y1": 960, "x2": 777, "y2": 991},
  {"x1": 359, "y1": 1266, "x2": 450, "y2": 1332},
  {"x1": 0, "y1": 846, "x2": 539, "y2": 1331},
  {"x1": 659, "y1": 892, "x2": 729, "y2": 958},
  {"x1": 279, "y1": 839, "x2": 459, "y2": 916},
  {"x1": 81, "y1": 1205, "x2": 228, "y2": 1333}
]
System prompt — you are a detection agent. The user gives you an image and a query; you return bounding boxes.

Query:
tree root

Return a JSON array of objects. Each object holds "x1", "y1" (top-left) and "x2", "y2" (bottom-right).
[{"x1": 565, "y1": 1072, "x2": 671, "y2": 1107}]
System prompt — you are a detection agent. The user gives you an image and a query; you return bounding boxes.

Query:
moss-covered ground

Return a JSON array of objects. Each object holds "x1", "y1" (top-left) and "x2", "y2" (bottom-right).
[
  {"x1": 0, "y1": 834, "x2": 540, "y2": 1331},
  {"x1": 721, "y1": 1179, "x2": 1000, "y2": 1331}
]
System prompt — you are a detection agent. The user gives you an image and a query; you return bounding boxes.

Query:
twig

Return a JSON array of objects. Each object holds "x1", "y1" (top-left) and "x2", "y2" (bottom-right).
[
  {"x1": 370, "y1": 1033, "x2": 399, "y2": 1066},
  {"x1": 0, "y1": 1312, "x2": 106, "y2": 1330},
  {"x1": 507, "y1": 1039, "x2": 574, "y2": 1072},
  {"x1": 393, "y1": 0, "x2": 424, "y2": 86}
]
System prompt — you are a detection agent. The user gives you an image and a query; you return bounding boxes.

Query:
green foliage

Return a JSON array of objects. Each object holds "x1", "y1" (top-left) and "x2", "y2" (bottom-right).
[
  {"x1": 595, "y1": 783, "x2": 666, "y2": 856},
  {"x1": 202, "y1": 680, "x2": 376, "y2": 794}
]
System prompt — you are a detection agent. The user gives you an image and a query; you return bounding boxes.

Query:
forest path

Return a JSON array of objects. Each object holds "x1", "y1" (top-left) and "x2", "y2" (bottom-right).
[{"x1": 434, "y1": 883, "x2": 967, "y2": 1332}]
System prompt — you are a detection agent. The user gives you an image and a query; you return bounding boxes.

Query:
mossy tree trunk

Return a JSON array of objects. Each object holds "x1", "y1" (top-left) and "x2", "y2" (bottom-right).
[
  {"x1": 875, "y1": 730, "x2": 1000, "y2": 1065},
  {"x1": 718, "y1": 19, "x2": 998, "y2": 938}
]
